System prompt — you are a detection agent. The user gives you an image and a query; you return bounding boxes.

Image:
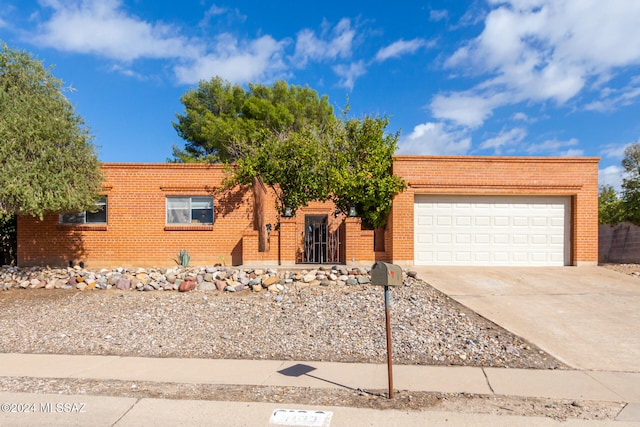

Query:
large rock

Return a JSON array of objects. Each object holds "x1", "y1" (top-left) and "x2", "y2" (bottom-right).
[
  {"x1": 357, "y1": 276, "x2": 371, "y2": 284},
  {"x1": 179, "y1": 276, "x2": 196, "y2": 292},
  {"x1": 198, "y1": 282, "x2": 217, "y2": 291},
  {"x1": 215, "y1": 280, "x2": 226, "y2": 291},
  {"x1": 115, "y1": 277, "x2": 131, "y2": 291},
  {"x1": 262, "y1": 276, "x2": 279, "y2": 287}
]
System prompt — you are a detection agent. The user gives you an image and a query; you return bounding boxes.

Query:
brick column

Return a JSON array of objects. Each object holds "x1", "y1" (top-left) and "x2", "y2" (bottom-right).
[{"x1": 278, "y1": 217, "x2": 297, "y2": 265}]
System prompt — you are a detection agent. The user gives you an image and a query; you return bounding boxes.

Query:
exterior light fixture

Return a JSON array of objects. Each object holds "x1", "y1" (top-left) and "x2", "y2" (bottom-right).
[
  {"x1": 348, "y1": 206, "x2": 357, "y2": 217},
  {"x1": 283, "y1": 206, "x2": 293, "y2": 217}
]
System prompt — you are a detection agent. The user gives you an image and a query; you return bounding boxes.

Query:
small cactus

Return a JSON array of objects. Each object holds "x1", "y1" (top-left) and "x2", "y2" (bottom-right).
[{"x1": 175, "y1": 249, "x2": 190, "y2": 267}]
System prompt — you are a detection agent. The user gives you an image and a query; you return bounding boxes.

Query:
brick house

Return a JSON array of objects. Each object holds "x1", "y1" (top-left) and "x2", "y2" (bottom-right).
[{"x1": 17, "y1": 156, "x2": 599, "y2": 268}]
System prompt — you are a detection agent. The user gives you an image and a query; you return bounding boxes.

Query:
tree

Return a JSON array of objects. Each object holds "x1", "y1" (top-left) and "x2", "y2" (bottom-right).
[
  {"x1": 621, "y1": 142, "x2": 640, "y2": 225},
  {"x1": 598, "y1": 185, "x2": 623, "y2": 225},
  {"x1": 231, "y1": 127, "x2": 332, "y2": 215},
  {"x1": 329, "y1": 114, "x2": 406, "y2": 228},
  {"x1": 172, "y1": 78, "x2": 335, "y2": 163},
  {"x1": 173, "y1": 78, "x2": 406, "y2": 225},
  {"x1": 0, "y1": 43, "x2": 103, "y2": 219}
]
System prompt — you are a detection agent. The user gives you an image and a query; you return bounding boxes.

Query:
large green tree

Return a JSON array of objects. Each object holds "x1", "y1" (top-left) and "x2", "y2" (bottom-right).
[
  {"x1": 0, "y1": 43, "x2": 103, "y2": 219},
  {"x1": 598, "y1": 185, "x2": 624, "y2": 225},
  {"x1": 231, "y1": 127, "x2": 332, "y2": 215},
  {"x1": 329, "y1": 114, "x2": 406, "y2": 228},
  {"x1": 173, "y1": 78, "x2": 405, "y2": 225},
  {"x1": 172, "y1": 78, "x2": 335, "y2": 163}
]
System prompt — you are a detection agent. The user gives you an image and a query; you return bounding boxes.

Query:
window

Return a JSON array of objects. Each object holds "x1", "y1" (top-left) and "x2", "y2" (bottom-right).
[
  {"x1": 166, "y1": 196, "x2": 213, "y2": 224},
  {"x1": 60, "y1": 197, "x2": 107, "y2": 224}
]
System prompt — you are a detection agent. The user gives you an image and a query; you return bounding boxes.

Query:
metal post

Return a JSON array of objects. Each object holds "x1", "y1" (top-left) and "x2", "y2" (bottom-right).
[{"x1": 384, "y1": 285, "x2": 394, "y2": 399}]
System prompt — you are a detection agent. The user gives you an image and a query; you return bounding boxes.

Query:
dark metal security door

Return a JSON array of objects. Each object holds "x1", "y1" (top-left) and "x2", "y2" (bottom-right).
[{"x1": 303, "y1": 215, "x2": 328, "y2": 263}]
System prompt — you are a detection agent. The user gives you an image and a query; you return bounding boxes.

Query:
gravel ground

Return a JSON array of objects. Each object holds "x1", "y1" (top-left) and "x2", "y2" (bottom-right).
[
  {"x1": 2, "y1": 268, "x2": 636, "y2": 421},
  {"x1": 0, "y1": 276, "x2": 561, "y2": 369}
]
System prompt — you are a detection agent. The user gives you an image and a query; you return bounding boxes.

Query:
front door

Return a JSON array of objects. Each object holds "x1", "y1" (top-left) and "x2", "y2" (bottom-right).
[{"x1": 303, "y1": 215, "x2": 328, "y2": 263}]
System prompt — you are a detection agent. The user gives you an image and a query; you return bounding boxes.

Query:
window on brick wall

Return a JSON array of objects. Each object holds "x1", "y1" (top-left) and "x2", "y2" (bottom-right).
[
  {"x1": 166, "y1": 196, "x2": 214, "y2": 224},
  {"x1": 60, "y1": 197, "x2": 108, "y2": 224}
]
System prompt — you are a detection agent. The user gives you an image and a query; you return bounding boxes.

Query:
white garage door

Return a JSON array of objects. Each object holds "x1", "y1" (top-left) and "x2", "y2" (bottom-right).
[{"x1": 414, "y1": 195, "x2": 571, "y2": 266}]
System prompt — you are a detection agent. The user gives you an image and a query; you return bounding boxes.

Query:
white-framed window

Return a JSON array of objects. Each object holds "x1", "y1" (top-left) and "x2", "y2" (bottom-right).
[
  {"x1": 166, "y1": 196, "x2": 214, "y2": 224},
  {"x1": 60, "y1": 197, "x2": 108, "y2": 224}
]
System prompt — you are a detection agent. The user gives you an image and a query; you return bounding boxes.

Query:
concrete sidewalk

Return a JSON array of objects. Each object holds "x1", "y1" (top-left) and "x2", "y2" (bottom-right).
[{"x1": 0, "y1": 353, "x2": 639, "y2": 426}]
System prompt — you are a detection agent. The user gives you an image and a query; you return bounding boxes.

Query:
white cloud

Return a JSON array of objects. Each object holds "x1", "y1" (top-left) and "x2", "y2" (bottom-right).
[
  {"x1": 480, "y1": 127, "x2": 527, "y2": 153},
  {"x1": 30, "y1": 0, "x2": 290, "y2": 85},
  {"x1": 109, "y1": 64, "x2": 147, "y2": 80},
  {"x1": 398, "y1": 122, "x2": 471, "y2": 155},
  {"x1": 33, "y1": 0, "x2": 201, "y2": 61},
  {"x1": 375, "y1": 38, "x2": 427, "y2": 62},
  {"x1": 293, "y1": 18, "x2": 354, "y2": 67},
  {"x1": 332, "y1": 61, "x2": 366, "y2": 90},
  {"x1": 198, "y1": 4, "x2": 228, "y2": 27},
  {"x1": 175, "y1": 35, "x2": 287, "y2": 85},
  {"x1": 429, "y1": 9, "x2": 448, "y2": 21},
  {"x1": 525, "y1": 137, "x2": 583, "y2": 156},
  {"x1": 600, "y1": 143, "x2": 628, "y2": 159},
  {"x1": 599, "y1": 165, "x2": 623, "y2": 191},
  {"x1": 434, "y1": 0, "x2": 640, "y2": 126},
  {"x1": 585, "y1": 83, "x2": 640, "y2": 112},
  {"x1": 430, "y1": 91, "x2": 506, "y2": 128}
]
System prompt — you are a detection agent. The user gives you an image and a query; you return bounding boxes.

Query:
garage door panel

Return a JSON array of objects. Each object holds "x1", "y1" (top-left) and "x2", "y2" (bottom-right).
[
  {"x1": 494, "y1": 234, "x2": 509, "y2": 244},
  {"x1": 475, "y1": 217, "x2": 491, "y2": 226},
  {"x1": 532, "y1": 217, "x2": 548, "y2": 227},
  {"x1": 494, "y1": 252, "x2": 509, "y2": 262},
  {"x1": 414, "y1": 195, "x2": 570, "y2": 266},
  {"x1": 531, "y1": 235, "x2": 548, "y2": 244},
  {"x1": 437, "y1": 216, "x2": 452, "y2": 225},
  {"x1": 436, "y1": 234, "x2": 451, "y2": 243},
  {"x1": 513, "y1": 216, "x2": 528, "y2": 226},
  {"x1": 475, "y1": 252, "x2": 490, "y2": 262},
  {"x1": 436, "y1": 252, "x2": 452, "y2": 262},
  {"x1": 494, "y1": 216, "x2": 509, "y2": 227},
  {"x1": 550, "y1": 217, "x2": 564, "y2": 227},
  {"x1": 456, "y1": 216, "x2": 472, "y2": 226},
  {"x1": 550, "y1": 235, "x2": 564, "y2": 244},
  {"x1": 475, "y1": 234, "x2": 490, "y2": 244},
  {"x1": 456, "y1": 234, "x2": 471, "y2": 244},
  {"x1": 456, "y1": 252, "x2": 471, "y2": 261},
  {"x1": 417, "y1": 216, "x2": 433, "y2": 226},
  {"x1": 416, "y1": 233, "x2": 432, "y2": 244},
  {"x1": 512, "y1": 234, "x2": 528, "y2": 244}
]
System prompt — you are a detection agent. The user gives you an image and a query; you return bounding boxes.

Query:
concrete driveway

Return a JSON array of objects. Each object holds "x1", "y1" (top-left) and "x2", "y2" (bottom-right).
[{"x1": 414, "y1": 266, "x2": 640, "y2": 372}]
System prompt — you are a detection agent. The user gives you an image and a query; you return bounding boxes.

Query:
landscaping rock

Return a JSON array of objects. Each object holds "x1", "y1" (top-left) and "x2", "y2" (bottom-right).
[
  {"x1": 179, "y1": 277, "x2": 196, "y2": 292},
  {"x1": 115, "y1": 278, "x2": 131, "y2": 291}
]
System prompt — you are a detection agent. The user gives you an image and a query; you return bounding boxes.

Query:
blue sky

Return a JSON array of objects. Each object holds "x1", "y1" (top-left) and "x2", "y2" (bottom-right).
[{"x1": 1, "y1": 1, "x2": 639, "y2": 190}]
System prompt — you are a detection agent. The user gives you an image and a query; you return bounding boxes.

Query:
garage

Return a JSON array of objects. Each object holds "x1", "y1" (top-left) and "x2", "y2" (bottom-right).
[{"x1": 414, "y1": 195, "x2": 571, "y2": 266}]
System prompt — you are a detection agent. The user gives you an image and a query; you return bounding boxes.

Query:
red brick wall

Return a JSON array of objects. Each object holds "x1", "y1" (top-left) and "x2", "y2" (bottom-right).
[
  {"x1": 18, "y1": 163, "x2": 253, "y2": 267},
  {"x1": 389, "y1": 156, "x2": 600, "y2": 265},
  {"x1": 17, "y1": 156, "x2": 599, "y2": 267}
]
